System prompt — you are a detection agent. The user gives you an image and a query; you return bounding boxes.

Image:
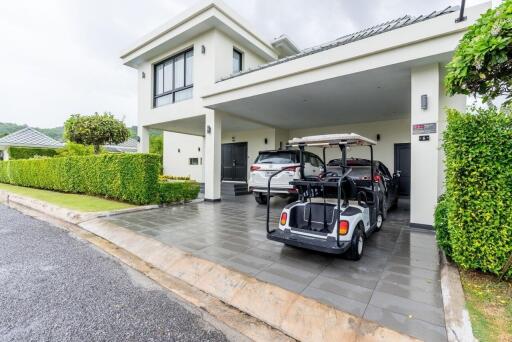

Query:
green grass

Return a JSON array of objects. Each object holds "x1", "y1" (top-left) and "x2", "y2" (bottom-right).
[
  {"x1": 0, "y1": 183, "x2": 135, "y2": 212},
  {"x1": 461, "y1": 270, "x2": 512, "y2": 342}
]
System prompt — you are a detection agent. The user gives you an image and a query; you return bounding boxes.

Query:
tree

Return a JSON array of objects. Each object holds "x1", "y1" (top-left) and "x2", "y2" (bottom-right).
[
  {"x1": 64, "y1": 113, "x2": 130, "y2": 154},
  {"x1": 445, "y1": 0, "x2": 512, "y2": 104}
]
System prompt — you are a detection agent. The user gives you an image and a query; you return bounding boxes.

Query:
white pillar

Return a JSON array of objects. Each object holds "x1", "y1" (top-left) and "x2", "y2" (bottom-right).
[
  {"x1": 3, "y1": 148, "x2": 9, "y2": 161},
  {"x1": 410, "y1": 64, "x2": 440, "y2": 227},
  {"x1": 204, "y1": 110, "x2": 222, "y2": 201},
  {"x1": 137, "y1": 126, "x2": 150, "y2": 153}
]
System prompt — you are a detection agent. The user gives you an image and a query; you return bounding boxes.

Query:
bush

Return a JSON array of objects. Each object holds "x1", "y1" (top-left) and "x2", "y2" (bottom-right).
[
  {"x1": 8, "y1": 147, "x2": 59, "y2": 160},
  {"x1": 434, "y1": 195, "x2": 451, "y2": 258},
  {"x1": 0, "y1": 154, "x2": 160, "y2": 204},
  {"x1": 160, "y1": 175, "x2": 191, "y2": 181},
  {"x1": 58, "y1": 142, "x2": 95, "y2": 156},
  {"x1": 158, "y1": 181, "x2": 200, "y2": 204},
  {"x1": 442, "y1": 107, "x2": 512, "y2": 278}
]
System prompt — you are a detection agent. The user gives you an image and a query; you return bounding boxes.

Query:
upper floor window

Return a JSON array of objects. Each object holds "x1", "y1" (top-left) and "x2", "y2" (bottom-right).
[
  {"x1": 232, "y1": 48, "x2": 242, "y2": 73},
  {"x1": 154, "y1": 49, "x2": 193, "y2": 108}
]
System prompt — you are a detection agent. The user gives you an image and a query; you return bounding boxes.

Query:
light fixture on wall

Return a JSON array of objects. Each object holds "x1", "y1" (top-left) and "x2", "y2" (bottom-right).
[
  {"x1": 201, "y1": 45, "x2": 206, "y2": 54},
  {"x1": 136, "y1": 136, "x2": 141, "y2": 142},
  {"x1": 142, "y1": 72, "x2": 146, "y2": 79},
  {"x1": 178, "y1": 148, "x2": 181, "y2": 153},
  {"x1": 376, "y1": 134, "x2": 381, "y2": 141},
  {"x1": 421, "y1": 95, "x2": 428, "y2": 110},
  {"x1": 231, "y1": 137, "x2": 235, "y2": 142},
  {"x1": 198, "y1": 147, "x2": 201, "y2": 152},
  {"x1": 207, "y1": 125, "x2": 211, "y2": 134},
  {"x1": 264, "y1": 138, "x2": 268, "y2": 144}
]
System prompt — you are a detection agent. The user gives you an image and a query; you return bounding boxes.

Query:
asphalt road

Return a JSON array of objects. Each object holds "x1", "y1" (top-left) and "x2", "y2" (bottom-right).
[{"x1": 0, "y1": 205, "x2": 228, "y2": 342}]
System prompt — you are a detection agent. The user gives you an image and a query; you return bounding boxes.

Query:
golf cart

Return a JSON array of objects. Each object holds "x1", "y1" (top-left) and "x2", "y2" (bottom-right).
[{"x1": 265, "y1": 133, "x2": 383, "y2": 260}]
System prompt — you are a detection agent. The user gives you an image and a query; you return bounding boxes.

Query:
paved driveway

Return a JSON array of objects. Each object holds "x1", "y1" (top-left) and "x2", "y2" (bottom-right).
[{"x1": 107, "y1": 195, "x2": 446, "y2": 341}]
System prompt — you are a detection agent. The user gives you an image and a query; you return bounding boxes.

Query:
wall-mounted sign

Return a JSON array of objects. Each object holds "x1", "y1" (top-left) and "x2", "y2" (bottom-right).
[
  {"x1": 413, "y1": 123, "x2": 436, "y2": 135},
  {"x1": 419, "y1": 135, "x2": 430, "y2": 141}
]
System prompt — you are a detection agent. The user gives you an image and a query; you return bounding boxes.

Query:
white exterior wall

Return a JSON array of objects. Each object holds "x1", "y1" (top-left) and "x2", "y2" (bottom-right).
[
  {"x1": 163, "y1": 132, "x2": 204, "y2": 182},
  {"x1": 289, "y1": 118, "x2": 410, "y2": 172}
]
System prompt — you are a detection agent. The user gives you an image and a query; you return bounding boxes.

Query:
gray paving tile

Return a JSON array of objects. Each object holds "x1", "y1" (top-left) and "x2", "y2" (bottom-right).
[
  {"x1": 308, "y1": 275, "x2": 373, "y2": 303},
  {"x1": 375, "y1": 280, "x2": 443, "y2": 307},
  {"x1": 364, "y1": 305, "x2": 447, "y2": 342},
  {"x1": 319, "y1": 264, "x2": 380, "y2": 290},
  {"x1": 256, "y1": 263, "x2": 318, "y2": 293},
  {"x1": 224, "y1": 254, "x2": 274, "y2": 276},
  {"x1": 380, "y1": 270, "x2": 441, "y2": 294},
  {"x1": 302, "y1": 287, "x2": 367, "y2": 317},
  {"x1": 368, "y1": 291, "x2": 445, "y2": 326}
]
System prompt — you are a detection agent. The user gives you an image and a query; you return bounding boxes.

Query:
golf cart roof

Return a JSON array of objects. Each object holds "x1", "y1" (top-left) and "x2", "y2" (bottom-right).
[{"x1": 288, "y1": 133, "x2": 376, "y2": 147}]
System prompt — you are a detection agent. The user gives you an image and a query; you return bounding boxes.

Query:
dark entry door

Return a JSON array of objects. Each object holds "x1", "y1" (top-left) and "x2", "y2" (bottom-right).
[
  {"x1": 222, "y1": 142, "x2": 247, "y2": 181},
  {"x1": 394, "y1": 143, "x2": 411, "y2": 196}
]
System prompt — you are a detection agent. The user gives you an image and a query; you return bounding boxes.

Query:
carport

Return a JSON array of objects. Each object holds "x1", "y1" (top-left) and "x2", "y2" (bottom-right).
[{"x1": 106, "y1": 195, "x2": 446, "y2": 341}]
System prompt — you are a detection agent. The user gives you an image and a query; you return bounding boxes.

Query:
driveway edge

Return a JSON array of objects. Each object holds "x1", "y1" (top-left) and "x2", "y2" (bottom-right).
[{"x1": 440, "y1": 251, "x2": 476, "y2": 342}]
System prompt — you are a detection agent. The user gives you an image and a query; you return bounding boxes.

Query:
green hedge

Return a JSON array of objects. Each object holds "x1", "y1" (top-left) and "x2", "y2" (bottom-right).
[
  {"x1": 434, "y1": 195, "x2": 451, "y2": 258},
  {"x1": 8, "y1": 147, "x2": 59, "y2": 159},
  {"x1": 441, "y1": 107, "x2": 512, "y2": 279},
  {"x1": 158, "y1": 181, "x2": 200, "y2": 204},
  {"x1": 0, "y1": 154, "x2": 197, "y2": 205}
]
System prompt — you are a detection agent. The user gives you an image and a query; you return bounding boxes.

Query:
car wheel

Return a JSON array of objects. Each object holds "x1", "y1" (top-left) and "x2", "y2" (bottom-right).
[
  {"x1": 254, "y1": 193, "x2": 267, "y2": 205},
  {"x1": 375, "y1": 212, "x2": 384, "y2": 231},
  {"x1": 347, "y1": 224, "x2": 364, "y2": 261}
]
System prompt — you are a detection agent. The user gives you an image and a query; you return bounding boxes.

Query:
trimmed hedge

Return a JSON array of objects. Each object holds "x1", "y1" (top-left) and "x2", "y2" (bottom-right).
[
  {"x1": 434, "y1": 195, "x2": 451, "y2": 258},
  {"x1": 158, "y1": 181, "x2": 200, "y2": 204},
  {"x1": 0, "y1": 153, "x2": 198, "y2": 205},
  {"x1": 9, "y1": 147, "x2": 59, "y2": 160},
  {"x1": 441, "y1": 107, "x2": 512, "y2": 279}
]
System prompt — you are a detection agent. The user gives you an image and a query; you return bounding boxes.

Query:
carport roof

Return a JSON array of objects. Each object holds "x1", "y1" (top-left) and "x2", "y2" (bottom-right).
[{"x1": 218, "y1": 5, "x2": 459, "y2": 82}]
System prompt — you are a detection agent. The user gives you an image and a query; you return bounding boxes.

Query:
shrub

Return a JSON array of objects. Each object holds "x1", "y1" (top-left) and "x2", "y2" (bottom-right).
[
  {"x1": 158, "y1": 181, "x2": 200, "y2": 204},
  {"x1": 58, "y1": 142, "x2": 95, "y2": 156},
  {"x1": 434, "y1": 195, "x2": 451, "y2": 258},
  {"x1": 0, "y1": 154, "x2": 160, "y2": 204},
  {"x1": 159, "y1": 175, "x2": 191, "y2": 181},
  {"x1": 442, "y1": 107, "x2": 512, "y2": 278},
  {"x1": 8, "y1": 147, "x2": 59, "y2": 160}
]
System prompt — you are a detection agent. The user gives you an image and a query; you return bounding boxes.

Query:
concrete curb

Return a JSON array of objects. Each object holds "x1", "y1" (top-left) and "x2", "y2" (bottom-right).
[
  {"x1": 0, "y1": 189, "x2": 159, "y2": 224},
  {"x1": 80, "y1": 218, "x2": 419, "y2": 342},
  {"x1": 439, "y1": 251, "x2": 476, "y2": 342}
]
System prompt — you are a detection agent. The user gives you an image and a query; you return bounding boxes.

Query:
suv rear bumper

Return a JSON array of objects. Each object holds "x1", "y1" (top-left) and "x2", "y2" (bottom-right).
[
  {"x1": 267, "y1": 229, "x2": 350, "y2": 254},
  {"x1": 250, "y1": 186, "x2": 296, "y2": 194}
]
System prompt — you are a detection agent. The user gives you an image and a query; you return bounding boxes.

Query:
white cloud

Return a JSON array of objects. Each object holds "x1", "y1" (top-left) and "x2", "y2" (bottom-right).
[{"x1": 0, "y1": 0, "x2": 486, "y2": 128}]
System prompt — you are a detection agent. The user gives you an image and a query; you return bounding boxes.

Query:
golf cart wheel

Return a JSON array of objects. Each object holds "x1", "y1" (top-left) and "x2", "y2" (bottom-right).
[
  {"x1": 375, "y1": 212, "x2": 384, "y2": 231},
  {"x1": 254, "y1": 193, "x2": 267, "y2": 205},
  {"x1": 347, "y1": 225, "x2": 364, "y2": 261}
]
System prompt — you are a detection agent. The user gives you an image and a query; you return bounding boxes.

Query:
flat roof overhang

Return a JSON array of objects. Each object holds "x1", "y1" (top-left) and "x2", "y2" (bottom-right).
[{"x1": 200, "y1": 3, "x2": 489, "y2": 129}]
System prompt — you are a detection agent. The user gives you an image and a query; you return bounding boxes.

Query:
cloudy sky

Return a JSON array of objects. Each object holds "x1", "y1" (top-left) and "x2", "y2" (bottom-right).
[{"x1": 0, "y1": 0, "x2": 484, "y2": 128}]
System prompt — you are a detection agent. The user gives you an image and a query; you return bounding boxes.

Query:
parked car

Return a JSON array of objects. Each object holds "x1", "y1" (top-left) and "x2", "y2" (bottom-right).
[
  {"x1": 248, "y1": 150, "x2": 325, "y2": 204},
  {"x1": 327, "y1": 158, "x2": 399, "y2": 218}
]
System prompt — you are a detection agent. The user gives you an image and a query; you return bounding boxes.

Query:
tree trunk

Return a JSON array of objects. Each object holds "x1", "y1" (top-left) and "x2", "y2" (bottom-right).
[{"x1": 94, "y1": 145, "x2": 100, "y2": 154}]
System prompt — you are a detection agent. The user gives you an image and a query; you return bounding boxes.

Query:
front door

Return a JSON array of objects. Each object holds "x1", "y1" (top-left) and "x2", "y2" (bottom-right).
[
  {"x1": 394, "y1": 143, "x2": 411, "y2": 196},
  {"x1": 221, "y1": 142, "x2": 247, "y2": 181}
]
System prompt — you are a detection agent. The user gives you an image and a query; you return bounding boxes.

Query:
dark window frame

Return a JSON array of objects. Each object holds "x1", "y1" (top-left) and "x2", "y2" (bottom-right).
[
  {"x1": 153, "y1": 48, "x2": 193, "y2": 107},
  {"x1": 233, "y1": 48, "x2": 243, "y2": 73}
]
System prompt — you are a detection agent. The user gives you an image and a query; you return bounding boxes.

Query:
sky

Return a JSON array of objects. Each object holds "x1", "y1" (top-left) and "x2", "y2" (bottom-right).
[{"x1": 0, "y1": 0, "x2": 486, "y2": 128}]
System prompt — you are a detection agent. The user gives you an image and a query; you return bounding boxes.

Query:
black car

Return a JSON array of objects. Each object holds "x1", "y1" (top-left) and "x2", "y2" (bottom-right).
[{"x1": 327, "y1": 158, "x2": 400, "y2": 218}]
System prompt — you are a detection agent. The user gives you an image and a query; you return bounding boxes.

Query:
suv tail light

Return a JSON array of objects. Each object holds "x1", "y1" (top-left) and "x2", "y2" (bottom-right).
[
  {"x1": 338, "y1": 220, "x2": 349, "y2": 235},
  {"x1": 250, "y1": 165, "x2": 261, "y2": 172},
  {"x1": 373, "y1": 174, "x2": 382, "y2": 183},
  {"x1": 283, "y1": 164, "x2": 300, "y2": 172}
]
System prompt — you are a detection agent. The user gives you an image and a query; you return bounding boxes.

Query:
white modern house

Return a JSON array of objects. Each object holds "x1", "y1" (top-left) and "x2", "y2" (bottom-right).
[{"x1": 121, "y1": 0, "x2": 491, "y2": 227}]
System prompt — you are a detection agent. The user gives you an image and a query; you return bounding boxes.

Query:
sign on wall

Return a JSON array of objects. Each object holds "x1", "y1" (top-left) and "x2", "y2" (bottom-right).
[{"x1": 412, "y1": 123, "x2": 437, "y2": 135}]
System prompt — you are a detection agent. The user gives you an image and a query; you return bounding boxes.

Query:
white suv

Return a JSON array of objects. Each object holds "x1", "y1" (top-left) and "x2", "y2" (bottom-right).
[{"x1": 248, "y1": 150, "x2": 325, "y2": 204}]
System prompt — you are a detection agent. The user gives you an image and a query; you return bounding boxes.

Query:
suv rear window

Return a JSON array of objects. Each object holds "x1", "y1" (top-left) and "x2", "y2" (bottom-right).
[{"x1": 255, "y1": 151, "x2": 298, "y2": 164}]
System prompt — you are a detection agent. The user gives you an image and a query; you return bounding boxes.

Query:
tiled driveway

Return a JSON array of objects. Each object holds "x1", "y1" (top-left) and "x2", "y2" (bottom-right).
[{"x1": 106, "y1": 195, "x2": 446, "y2": 341}]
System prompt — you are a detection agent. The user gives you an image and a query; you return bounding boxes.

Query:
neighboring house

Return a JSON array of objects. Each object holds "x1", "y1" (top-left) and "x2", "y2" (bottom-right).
[
  {"x1": 0, "y1": 127, "x2": 63, "y2": 160},
  {"x1": 103, "y1": 137, "x2": 138, "y2": 153},
  {"x1": 121, "y1": 0, "x2": 491, "y2": 227}
]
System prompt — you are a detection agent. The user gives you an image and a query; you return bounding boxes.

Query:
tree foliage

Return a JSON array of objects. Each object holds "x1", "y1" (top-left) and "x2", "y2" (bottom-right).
[
  {"x1": 445, "y1": 0, "x2": 512, "y2": 104},
  {"x1": 57, "y1": 142, "x2": 95, "y2": 156},
  {"x1": 64, "y1": 113, "x2": 129, "y2": 154}
]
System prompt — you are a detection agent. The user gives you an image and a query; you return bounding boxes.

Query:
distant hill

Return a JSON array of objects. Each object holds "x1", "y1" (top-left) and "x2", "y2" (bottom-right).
[{"x1": 0, "y1": 123, "x2": 159, "y2": 141}]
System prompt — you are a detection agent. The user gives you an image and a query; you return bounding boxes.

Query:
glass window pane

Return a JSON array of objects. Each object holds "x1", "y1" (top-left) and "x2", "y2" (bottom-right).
[
  {"x1": 174, "y1": 88, "x2": 193, "y2": 103},
  {"x1": 155, "y1": 94, "x2": 172, "y2": 107},
  {"x1": 174, "y1": 54, "x2": 184, "y2": 88},
  {"x1": 155, "y1": 64, "x2": 164, "y2": 95},
  {"x1": 233, "y1": 50, "x2": 241, "y2": 73},
  {"x1": 163, "y1": 61, "x2": 173, "y2": 92},
  {"x1": 185, "y1": 50, "x2": 193, "y2": 86}
]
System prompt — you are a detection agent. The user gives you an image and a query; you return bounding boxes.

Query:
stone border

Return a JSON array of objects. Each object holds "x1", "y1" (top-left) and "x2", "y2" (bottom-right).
[
  {"x1": 440, "y1": 251, "x2": 476, "y2": 342},
  {"x1": 2, "y1": 190, "x2": 419, "y2": 341}
]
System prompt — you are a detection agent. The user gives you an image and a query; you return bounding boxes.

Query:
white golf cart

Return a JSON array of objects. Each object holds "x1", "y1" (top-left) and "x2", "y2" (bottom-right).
[{"x1": 265, "y1": 133, "x2": 383, "y2": 260}]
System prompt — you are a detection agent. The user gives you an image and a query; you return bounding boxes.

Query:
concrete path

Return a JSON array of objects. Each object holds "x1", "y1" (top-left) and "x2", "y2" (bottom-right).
[{"x1": 0, "y1": 205, "x2": 228, "y2": 342}]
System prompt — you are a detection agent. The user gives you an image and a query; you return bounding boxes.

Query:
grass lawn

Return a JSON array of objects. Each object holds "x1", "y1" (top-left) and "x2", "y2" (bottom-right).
[
  {"x1": 0, "y1": 183, "x2": 135, "y2": 212},
  {"x1": 461, "y1": 269, "x2": 512, "y2": 342}
]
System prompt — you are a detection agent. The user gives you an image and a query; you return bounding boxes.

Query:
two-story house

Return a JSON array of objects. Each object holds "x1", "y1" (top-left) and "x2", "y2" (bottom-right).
[{"x1": 121, "y1": 0, "x2": 490, "y2": 227}]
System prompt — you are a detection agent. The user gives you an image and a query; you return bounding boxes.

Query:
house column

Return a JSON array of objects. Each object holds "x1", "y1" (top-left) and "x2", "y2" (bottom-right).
[
  {"x1": 2, "y1": 148, "x2": 9, "y2": 161},
  {"x1": 137, "y1": 126, "x2": 150, "y2": 153},
  {"x1": 410, "y1": 64, "x2": 441, "y2": 228},
  {"x1": 204, "y1": 110, "x2": 222, "y2": 201}
]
